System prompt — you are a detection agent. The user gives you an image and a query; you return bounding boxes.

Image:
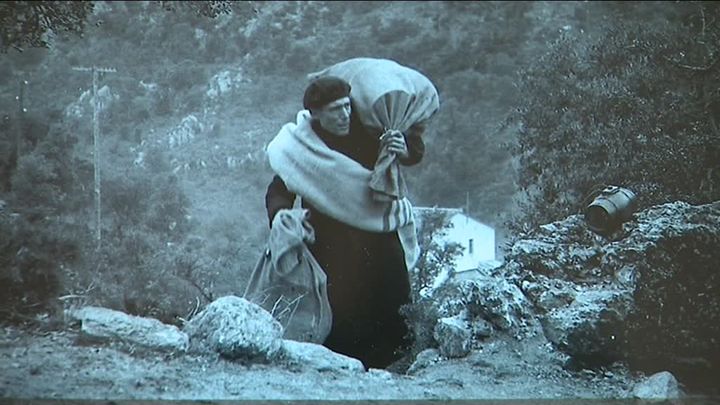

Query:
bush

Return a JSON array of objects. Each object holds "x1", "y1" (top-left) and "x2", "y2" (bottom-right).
[
  {"x1": 93, "y1": 232, "x2": 212, "y2": 325},
  {"x1": 370, "y1": 18, "x2": 421, "y2": 45},
  {"x1": 401, "y1": 210, "x2": 463, "y2": 355},
  {"x1": 0, "y1": 124, "x2": 89, "y2": 322},
  {"x1": 504, "y1": 3, "x2": 720, "y2": 233},
  {"x1": 0, "y1": 215, "x2": 66, "y2": 321},
  {"x1": 69, "y1": 147, "x2": 226, "y2": 325}
]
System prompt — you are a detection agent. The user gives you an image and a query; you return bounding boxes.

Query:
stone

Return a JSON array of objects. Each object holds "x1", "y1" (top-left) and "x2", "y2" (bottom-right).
[
  {"x1": 521, "y1": 275, "x2": 578, "y2": 313},
  {"x1": 206, "y1": 70, "x2": 234, "y2": 99},
  {"x1": 167, "y1": 115, "x2": 204, "y2": 148},
  {"x1": 279, "y1": 340, "x2": 364, "y2": 373},
  {"x1": 206, "y1": 68, "x2": 248, "y2": 100},
  {"x1": 632, "y1": 371, "x2": 682, "y2": 401},
  {"x1": 450, "y1": 277, "x2": 535, "y2": 333},
  {"x1": 471, "y1": 318, "x2": 494, "y2": 339},
  {"x1": 64, "y1": 85, "x2": 117, "y2": 119},
  {"x1": 367, "y1": 369, "x2": 394, "y2": 380},
  {"x1": 70, "y1": 306, "x2": 188, "y2": 353},
  {"x1": 183, "y1": 295, "x2": 283, "y2": 362},
  {"x1": 505, "y1": 200, "x2": 720, "y2": 392},
  {"x1": 433, "y1": 314, "x2": 471, "y2": 358},
  {"x1": 407, "y1": 348, "x2": 441, "y2": 375},
  {"x1": 540, "y1": 287, "x2": 631, "y2": 366}
]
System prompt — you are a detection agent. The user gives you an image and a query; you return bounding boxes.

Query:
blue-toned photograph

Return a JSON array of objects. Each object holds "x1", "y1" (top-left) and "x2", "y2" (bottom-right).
[{"x1": 0, "y1": 1, "x2": 718, "y2": 403}]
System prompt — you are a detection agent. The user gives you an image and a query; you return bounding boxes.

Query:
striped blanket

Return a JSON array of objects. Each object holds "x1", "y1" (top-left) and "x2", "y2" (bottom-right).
[{"x1": 266, "y1": 110, "x2": 419, "y2": 270}]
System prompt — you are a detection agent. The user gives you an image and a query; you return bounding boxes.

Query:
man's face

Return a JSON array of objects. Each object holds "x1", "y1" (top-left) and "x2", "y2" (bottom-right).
[{"x1": 313, "y1": 97, "x2": 351, "y2": 136}]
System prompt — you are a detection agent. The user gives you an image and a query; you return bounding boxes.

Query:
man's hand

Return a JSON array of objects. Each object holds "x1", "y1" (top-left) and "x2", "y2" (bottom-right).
[{"x1": 380, "y1": 130, "x2": 409, "y2": 160}]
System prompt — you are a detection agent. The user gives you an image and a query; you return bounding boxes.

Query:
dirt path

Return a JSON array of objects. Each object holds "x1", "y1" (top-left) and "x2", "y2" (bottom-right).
[{"x1": 0, "y1": 325, "x2": 639, "y2": 401}]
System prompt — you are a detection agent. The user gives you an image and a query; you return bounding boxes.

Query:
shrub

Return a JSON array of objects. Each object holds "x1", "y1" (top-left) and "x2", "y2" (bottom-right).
[
  {"x1": 370, "y1": 18, "x2": 421, "y2": 45},
  {"x1": 82, "y1": 154, "x2": 199, "y2": 323},
  {"x1": 0, "y1": 124, "x2": 89, "y2": 323},
  {"x1": 504, "y1": 3, "x2": 720, "y2": 233},
  {"x1": 401, "y1": 210, "x2": 463, "y2": 355}
]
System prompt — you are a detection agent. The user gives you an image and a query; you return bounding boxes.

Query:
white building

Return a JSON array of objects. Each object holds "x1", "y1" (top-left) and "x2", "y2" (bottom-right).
[
  {"x1": 414, "y1": 207, "x2": 500, "y2": 292},
  {"x1": 415, "y1": 207, "x2": 495, "y2": 266}
]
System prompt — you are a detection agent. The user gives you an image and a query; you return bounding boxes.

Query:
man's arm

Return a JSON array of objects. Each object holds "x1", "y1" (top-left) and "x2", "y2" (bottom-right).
[{"x1": 265, "y1": 175, "x2": 296, "y2": 227}]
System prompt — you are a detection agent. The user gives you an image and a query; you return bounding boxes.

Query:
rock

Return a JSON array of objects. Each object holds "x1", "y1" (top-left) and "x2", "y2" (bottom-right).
[
  {"x1": 367, "y1": 369, "x2": 394, "y2": 380},
  {"x1": 506, "y1": 200, "x2": 720, "y2": 392},
  {"x1": 407, "y1": 348, "x2": 441, "y2": 375},
  {"x1": 470, "y1": 318, "x2": 493, "y2": 339},
  {"x1": 448, "y1": 277, "x2": 536, "y2": 333},
  {"x1": 70, "y1": 306, "x2": 188, "y2": 353},
  {"x1": 183, "y1": 295, "x2": 283, "y2": 362},
  {"x1": 206, "y1": 70, "x2": 234, "y2": 99},
  {"x1": 206, "y1": 68, "x2": 248, "y2": 100},
  {"x1": 603, "y1": 203, "x2": 720, "y2": 380},
  {"x1": 507, "y1": 214, "x2": 608, "y2": 283},
  {"x1": 632, "y1": 371, "x2": 682, "y2": 401},
  {"x1": 279, "y1": 340, "x2": 364, "y2": 373},
  {"x1": 521, "y1": 275, "x2": 577, "y2": 313},
  {"x1": 64, "y1": 85, "x2": 118, "y2": 119},
  {"x1": 167, "y1": 115, "x2": 204, "y2": 148},
  {"x1": 433, "y1": 314, "x2": 471, "y2": 358},
  {"x1": 541, "y1": 287, "x2": 631, "y2": 366}
]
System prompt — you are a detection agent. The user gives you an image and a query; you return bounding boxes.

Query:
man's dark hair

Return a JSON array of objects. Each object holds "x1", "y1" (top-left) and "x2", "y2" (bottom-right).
[{"x1": 303, "y1": 76, "x2": 351, "y2": 111}]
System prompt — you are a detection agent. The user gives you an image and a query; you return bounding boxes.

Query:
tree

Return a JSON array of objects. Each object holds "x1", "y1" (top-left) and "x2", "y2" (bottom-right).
[
  {"x1": 0, "y1": 120, "x2": 91, "y2": 321},
  {"x1": 504, "y1": 2, "x2": 720, "y2": 233},
  {"x1": 0, "y1": 1, "x2": 94, "y2": 52},
  {"x1": 0, "y1": 1, "x2": 259, "y2": 53}
]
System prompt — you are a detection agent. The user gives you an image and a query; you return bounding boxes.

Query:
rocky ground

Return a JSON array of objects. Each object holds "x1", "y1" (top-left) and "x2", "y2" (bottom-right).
[
  {"x1": 2, "y1": 201, "x2": 718, "y2": 403},
  {"x1": 0, "y1": 322, "x2": 638, "y2": 402}
]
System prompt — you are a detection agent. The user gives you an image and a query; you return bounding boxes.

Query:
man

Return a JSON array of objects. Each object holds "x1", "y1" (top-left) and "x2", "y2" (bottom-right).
[{"x1": 265, "y1": 76, "x2": 425, "y2": 369}]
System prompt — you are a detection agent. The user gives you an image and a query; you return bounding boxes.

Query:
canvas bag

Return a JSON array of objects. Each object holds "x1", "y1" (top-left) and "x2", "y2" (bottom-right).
[
  {"x1": 243, "y1": 208, "x2": 332, "y2": 343},
  {"x1": 308, "y1": 57, "x2": 440, "y2": 201}
]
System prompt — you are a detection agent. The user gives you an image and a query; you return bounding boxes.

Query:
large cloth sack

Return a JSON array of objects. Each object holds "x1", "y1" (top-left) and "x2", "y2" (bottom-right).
[
  {"x1": 243, "y1": 208, "x2": 332, "y2": 343},
  {"x1": 308, "y1": 57, "x2": 440, "y2": 201}
]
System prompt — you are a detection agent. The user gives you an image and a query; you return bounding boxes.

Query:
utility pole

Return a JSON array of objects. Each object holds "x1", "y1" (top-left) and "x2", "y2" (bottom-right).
[
  {"x1": 72, "y1": 66, "x2": 116, "y2": 251},
  {"x1": 16, "y1": 79, "x2": 27, "y2": 159},
  {"x1": 15, "y1": 79, "x2": 27, "y2": 152},
  {"x1": 465, "y1": 191, "x2": 470, "y2": 217},
  {"x1": 5, "y1": 79, "x2": 28, "y2": 192}
]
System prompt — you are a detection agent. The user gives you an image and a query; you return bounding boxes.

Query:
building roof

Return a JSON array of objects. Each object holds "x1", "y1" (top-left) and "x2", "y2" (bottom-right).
[{"x1": 414, "y1": 206, "x2": 492, "y2": 228}]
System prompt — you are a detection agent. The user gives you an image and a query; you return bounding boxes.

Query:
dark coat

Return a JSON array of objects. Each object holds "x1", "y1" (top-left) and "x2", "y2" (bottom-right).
[{"x1": 265, "y1": 112, "x2": 425, "y2": 369}]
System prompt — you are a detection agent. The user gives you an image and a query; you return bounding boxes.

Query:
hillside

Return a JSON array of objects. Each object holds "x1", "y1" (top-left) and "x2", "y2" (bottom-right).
[{"x1": 2, "y1": 1, "x2": 590, "y2": 318}]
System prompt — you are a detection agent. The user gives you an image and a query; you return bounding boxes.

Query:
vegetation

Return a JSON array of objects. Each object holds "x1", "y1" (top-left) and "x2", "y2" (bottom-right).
[
  {"x1": 0, "y1": 1, "x2": 94, "y2": 52},
  {"x1": 506, "y1": 2, "x2": 720, "y2": 233},
  {"x1": 401, "y1": 210, "x2": 463, "y2": 356}
]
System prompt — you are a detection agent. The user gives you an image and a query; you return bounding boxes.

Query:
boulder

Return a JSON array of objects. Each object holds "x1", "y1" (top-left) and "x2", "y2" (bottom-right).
[
  {"x1": 64, "y1": 85, "x2": 117, "y2": 119},
  {"x1": 205, "y1": 68, "x2": 248, "y2": 100},
  {"x1": 470, "y1": 317, "x2": 494, "y2": 339},
  {"x1": 506, "y1": 200, "x2": 720, "y2": 393},
  {"x1": 167, "y1": 114, "x2": 204, "y2": 148},
  {"x1": 407, "y1": 348, "x2": 441, "y2": 375},
  {"x1": 279, "y1": 340, "x2": 364, "y2": 373},
  {"x1": 183, "y1": 295, "x2": 283, "y2": 362},
  {"x1": 440, "y1": 277, "x2": 537, "y2": 336},
  {"x1": 206, "y1": 70, "x2": 234, "y2": 99},
  {"x1": 70, "y1": 306, "x2": 188, "y2": 353},
  {"x1": 433, "y1": 313, "x2": 472, "y2": 358},
  {"x1": 539, "y1": 287, "x2": 632, "y2": 367},
  {"x1": 632, "y1": 371, "x2": 682, "y2": 401}
]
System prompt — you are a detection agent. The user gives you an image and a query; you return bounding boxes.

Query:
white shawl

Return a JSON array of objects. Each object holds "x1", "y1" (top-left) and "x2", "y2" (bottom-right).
[{"x1": 267, "y1": 110, "x2": 419, "y2": 270}]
